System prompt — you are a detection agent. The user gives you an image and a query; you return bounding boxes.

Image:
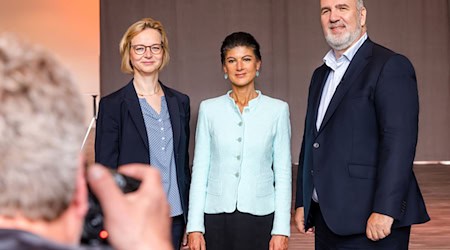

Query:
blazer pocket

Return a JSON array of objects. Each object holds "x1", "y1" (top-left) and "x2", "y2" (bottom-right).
[
  {"x1": 348, "y1": 164, "x2": 376, "y2": 179},
  {"x1": 256, "y1": 177, "x2": 274, "y2": 197},
  {"x1": 206, "y1": 178, "x2": 222, "y2": 196},
  {"x1": 348, "y1": 93, "x2": 371, "y2": 100}
]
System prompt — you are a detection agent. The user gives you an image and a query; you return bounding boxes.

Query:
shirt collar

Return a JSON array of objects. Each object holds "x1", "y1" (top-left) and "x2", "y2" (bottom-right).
[
  {"x1": 226, "y1": 90, "x2": 262, "y2": 111},
  {"x1": 323, "y1": 33, "x2": 368, "y2": 70}
]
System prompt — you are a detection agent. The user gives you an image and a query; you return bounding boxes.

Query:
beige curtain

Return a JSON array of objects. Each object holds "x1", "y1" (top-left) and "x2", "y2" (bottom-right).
[{"x1": 100, "y1": 0, "x2": 450, "y2": 161}]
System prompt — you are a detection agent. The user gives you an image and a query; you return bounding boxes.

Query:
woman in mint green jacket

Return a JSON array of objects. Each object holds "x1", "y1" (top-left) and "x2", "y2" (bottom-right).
[{"x1": 187, "y1": 32, "x2": 291, "y2": 250}]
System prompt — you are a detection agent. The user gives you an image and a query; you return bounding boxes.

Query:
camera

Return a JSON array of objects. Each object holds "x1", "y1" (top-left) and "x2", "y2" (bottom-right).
[{"x1": 81, "y1": 171, "x2": 141, "y2": 246}]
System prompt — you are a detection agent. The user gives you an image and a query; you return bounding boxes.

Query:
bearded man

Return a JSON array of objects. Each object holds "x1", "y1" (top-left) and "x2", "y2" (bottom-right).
[{"x1": 294, "y1": 0, "x2": 429, "y2": 249}]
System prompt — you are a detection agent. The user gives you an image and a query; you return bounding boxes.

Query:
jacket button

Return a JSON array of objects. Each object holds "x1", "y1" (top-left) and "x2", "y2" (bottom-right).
[
  {"x1": 313, "y1": 142, "x2": 320, "y2": 148},
  {"x1": 310, "y1": 170, "x2": 314, "y2": 176}
]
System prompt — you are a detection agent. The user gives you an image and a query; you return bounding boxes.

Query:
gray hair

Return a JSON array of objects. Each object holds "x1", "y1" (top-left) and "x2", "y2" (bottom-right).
[
  {"x1": 357, "y1": 0, "x2": 364, "y2": 11},
  {"x1": 0, "y1": 34, "x2": 85, "y2": 221}
]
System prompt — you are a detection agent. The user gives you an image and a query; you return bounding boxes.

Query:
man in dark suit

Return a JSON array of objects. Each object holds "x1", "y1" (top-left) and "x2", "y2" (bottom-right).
[{"x1": 294, "y1": 0, "x2": 430, "y2": 248}]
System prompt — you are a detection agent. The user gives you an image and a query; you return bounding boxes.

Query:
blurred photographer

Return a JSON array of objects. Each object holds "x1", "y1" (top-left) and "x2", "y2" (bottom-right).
[{"x1": 0, "y1": 33, "x2": 172, "y2": 250}]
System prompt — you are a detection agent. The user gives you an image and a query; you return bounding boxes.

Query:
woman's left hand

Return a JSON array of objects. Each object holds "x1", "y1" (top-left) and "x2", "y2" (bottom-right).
[{"x1": 269, "y1": 235, "x2": 289, "y2": 250}]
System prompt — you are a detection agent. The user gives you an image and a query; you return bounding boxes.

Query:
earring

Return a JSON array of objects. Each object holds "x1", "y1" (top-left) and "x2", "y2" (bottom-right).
[
  {"x1": 256, "y1": 70, "x2": 260, "y2": 77},
  {"x1": 224, "y1": 73, "x2": 228, "y2": 80}
]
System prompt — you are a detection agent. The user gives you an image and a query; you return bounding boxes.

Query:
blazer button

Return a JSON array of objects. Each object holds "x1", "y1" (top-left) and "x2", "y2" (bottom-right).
[
  {"x1": 310, "y1": 170, "x2": 314, "y2": 176},
  {"x1": 313, "y1": 142, "x2": 320, "y2": 148},
  {"x1": 235, "y1": 172, "x2": 239, "y2": 178}
]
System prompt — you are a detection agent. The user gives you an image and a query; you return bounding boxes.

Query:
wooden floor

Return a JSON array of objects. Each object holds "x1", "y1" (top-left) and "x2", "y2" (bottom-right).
[
  {"x1": 290, "y1": 164, "x2": 450, "y2": 250},
  {"x1": 84, "y1": 130, "x2": 450, "y2": 249}
]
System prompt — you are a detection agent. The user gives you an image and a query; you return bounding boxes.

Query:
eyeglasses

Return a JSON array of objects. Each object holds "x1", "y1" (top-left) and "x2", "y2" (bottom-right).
[{"x1": 131, "y1": 44, "x2": 163, "y2": 55}]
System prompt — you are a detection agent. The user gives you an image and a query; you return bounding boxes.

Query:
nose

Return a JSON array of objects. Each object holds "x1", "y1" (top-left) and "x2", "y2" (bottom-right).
[
  {"x1": 143, "y1": 47, "x2": 152, "y2": 57},
  {"x1": 236, "y1": 60, "x2": 243, "y2": 70},
  {"x1": 329, "y1": 10, "x2": 340, "y2": 23}
]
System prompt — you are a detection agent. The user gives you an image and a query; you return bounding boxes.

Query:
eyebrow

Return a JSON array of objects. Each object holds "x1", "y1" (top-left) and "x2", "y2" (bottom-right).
[
  {"x1": 335, "y1": 3, "x2": 350, "y2": 9},
  {"x1": 226, "y1": 54, "x2": 254, "y2": 60},
  {"x1": 131, "y1": 43, "x2": 161, "y2": 46},
  {"x1": 320, "y1": 6, "x2": 331, "y2": 12},
  {"x1": 321, "y1": 3, "x2": 350, "y2": 11}
]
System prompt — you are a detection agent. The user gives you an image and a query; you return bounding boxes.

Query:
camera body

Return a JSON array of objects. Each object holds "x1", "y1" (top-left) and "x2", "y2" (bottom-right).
[{"x1": 81, "y1": 171, "x2": 141, "y2": 246}]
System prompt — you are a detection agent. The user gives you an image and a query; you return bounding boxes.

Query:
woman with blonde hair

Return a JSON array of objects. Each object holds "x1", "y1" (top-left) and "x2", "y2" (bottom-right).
[{"x1": 95, "y1": 17, "x2": 191, "y2": 249}]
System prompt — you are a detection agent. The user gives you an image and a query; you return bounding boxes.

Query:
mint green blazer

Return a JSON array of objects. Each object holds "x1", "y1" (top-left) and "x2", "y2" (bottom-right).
[{"x1": 187, "y1": 91, "x2": 292, "y2": 236}]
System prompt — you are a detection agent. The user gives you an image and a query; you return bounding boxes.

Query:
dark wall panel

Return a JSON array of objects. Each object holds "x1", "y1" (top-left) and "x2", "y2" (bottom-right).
[{"x1": 100, "y1": 0, "x2": 450, "y2": 161}]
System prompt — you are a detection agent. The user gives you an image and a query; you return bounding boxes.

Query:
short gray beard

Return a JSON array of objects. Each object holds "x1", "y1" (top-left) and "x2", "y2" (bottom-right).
[{"x1": 325, "y1": 23, "x2": 362, "y2": 51}]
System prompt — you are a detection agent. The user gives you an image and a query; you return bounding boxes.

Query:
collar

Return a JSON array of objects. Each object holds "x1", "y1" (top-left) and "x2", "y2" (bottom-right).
[
  {"x1": 323, "y1": 33, "x2": 368, "y2": 70},
  {"x1": 226, "y1": 90, "x2": 262, "y2": 111}
]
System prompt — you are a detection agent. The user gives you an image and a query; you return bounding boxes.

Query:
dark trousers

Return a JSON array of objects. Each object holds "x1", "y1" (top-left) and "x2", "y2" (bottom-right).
[
  {"x1": 204, "y1": 210, "x2": 274, "y2": 250},
  {"x1": 310, "y1": 202, "x2": 411, "y2": 250},
  {"x1": 171, "y1": 215, "x2": 185, "y2": 250}
]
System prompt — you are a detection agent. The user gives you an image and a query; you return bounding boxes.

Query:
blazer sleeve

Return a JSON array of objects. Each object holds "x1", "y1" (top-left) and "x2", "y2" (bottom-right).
[
  {"x1": 186, "y1": 102, "x2": 211, "y2": 234},
  {"x1": 372, "y1": 54, "x2": 419, "y2": 220},
  {"x1": 95, "y1": 97, "x2": 120, "y2": 169},
  {"x1": 295, "y1": 136, "x2": 305, "y2": 208},
  {"x1": 271, "y1": 102, "x2": 292, "y2": 236}
]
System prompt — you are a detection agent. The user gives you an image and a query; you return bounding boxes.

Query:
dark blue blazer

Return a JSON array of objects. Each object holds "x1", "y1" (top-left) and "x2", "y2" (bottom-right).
[
  {"x1": 95, "y1": 80, "x2": 191, "y2": 220},
  {"x1": 295, "y1": 39, "x2": 429, "y2": 235}
]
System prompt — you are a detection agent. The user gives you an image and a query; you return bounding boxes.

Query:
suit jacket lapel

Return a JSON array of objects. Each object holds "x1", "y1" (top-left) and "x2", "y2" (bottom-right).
[
  {"x1": 124, "y1": 81, "x2": 149, "y2": 149},
  {"x1": 311, "y1": 64, "x2": 331, "y2": 136},
  {"x1": 162, "y1": 83, "x2": 181, "y2": 154},
  {"x1": 319, "y1": 39, "x2": 373, "y2": 132}
]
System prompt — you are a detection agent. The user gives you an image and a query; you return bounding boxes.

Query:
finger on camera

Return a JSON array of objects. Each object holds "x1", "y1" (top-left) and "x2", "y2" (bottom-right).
[
  {"x1": 87, "y1": 164, "x2": 124, "y2": 205},
  {"x1": 117, "y1": 164, "x2": 163, "y2": 191}
]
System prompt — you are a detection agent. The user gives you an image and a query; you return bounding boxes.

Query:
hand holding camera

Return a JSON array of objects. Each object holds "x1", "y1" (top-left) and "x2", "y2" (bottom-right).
[
  {"x1": 82, "y1": 169, "x2": 141, "y2": 245},
  {"x1": 85, "y1": 164, "x2": 172, "y2": 250}
]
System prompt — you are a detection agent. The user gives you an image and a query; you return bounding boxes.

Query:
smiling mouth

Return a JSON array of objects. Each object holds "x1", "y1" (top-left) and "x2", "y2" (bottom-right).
[
  {"x1": 329, "y1": 26, "x2": 346, "y2": 34},
  {"x1": 330, "y1": 25, "x2": 345, "y2": 30},
  {"x1": 329, "y1": 22, "x2": 346, "y2": 29}
]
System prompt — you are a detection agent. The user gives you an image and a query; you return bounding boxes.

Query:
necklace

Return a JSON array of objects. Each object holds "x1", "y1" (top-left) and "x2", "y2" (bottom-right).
[{"x1": 136, "y1": 84, "x2": 160, "y2": 97}]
